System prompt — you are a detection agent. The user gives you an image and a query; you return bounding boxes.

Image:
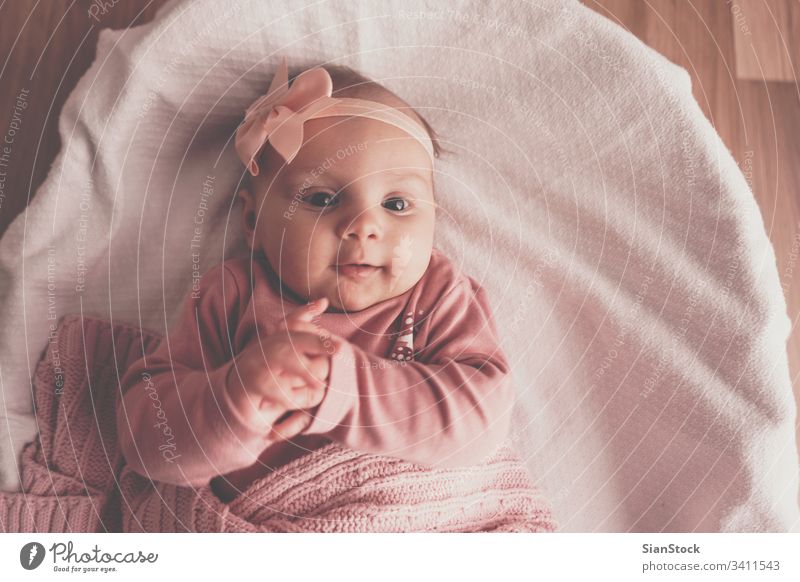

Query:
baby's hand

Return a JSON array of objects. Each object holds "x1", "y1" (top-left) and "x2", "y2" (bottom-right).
[{"x1": 226, "y1": 298, "x2": 332, "y2": 441}]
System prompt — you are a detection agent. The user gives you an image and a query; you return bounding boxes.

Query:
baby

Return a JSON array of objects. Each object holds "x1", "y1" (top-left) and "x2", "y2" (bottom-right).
[{"x1": 117, "y1": 59, "x2": 514, "y2": 502}]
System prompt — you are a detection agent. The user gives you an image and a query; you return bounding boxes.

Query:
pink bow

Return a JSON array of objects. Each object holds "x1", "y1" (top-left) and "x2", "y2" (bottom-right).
[{"x1": 235, "y1": 59, "x2": 335, "y2": 175}]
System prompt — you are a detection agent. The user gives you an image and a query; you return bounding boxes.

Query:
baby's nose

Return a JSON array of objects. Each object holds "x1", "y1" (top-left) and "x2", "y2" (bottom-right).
[{"x1": 339, "y1": 206, "x2": 383, "y2": 241}]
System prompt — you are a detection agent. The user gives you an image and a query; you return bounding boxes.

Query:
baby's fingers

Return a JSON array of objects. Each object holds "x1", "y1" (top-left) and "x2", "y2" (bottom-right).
[
  {"x1": 305, "y1": 353, "x2": 330, "y2": 383},
  {"x1": 272, "y1": 353, "x2": 328, "y2": 394},
  {"x1": 277, "y1": 381, "x2": 326, "y2": 410},
  {"x1": 281, "y1": 320, "x2": 320, "y2": 336},
  {"x1": 269, "y1": 410, "x2": 312, "y2": 442},
  {"x1": 277, "y1": 297, "x2": 329, "y2": 331},
  {"x1": 280, "y1": 330, "x2": 333, "y2": 360}
]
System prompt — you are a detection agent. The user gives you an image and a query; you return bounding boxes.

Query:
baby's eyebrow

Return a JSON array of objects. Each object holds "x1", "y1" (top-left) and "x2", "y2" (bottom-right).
[
  {"x1": 289, "y1": 166, "x2": 330, "y2": 181},
  {"x1": 288, "y1": 168, "x2": 430, "y2": 189},
  {"x1": 290, "y1": 167, "x2": 427, "y2": 178},
  {"x1": 385, "y1": 168, "x2": 431, "y2": 185}
]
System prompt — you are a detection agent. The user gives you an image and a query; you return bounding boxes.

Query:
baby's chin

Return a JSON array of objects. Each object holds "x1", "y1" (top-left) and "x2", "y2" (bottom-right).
[
  {"x1": 322, "y1": 277, "x2": 414, "y2": 313},
  {"x1": 326, "y1": 297, "x2": 372, "y2": 313},
  {"x1": 325, "y1": 289, "x2": 390, "y2": 313}
]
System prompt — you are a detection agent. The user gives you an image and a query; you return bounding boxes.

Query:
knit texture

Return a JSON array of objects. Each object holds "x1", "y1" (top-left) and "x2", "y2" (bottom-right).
[
  {"x1": 121, "y1": 443, "x2": 556, "y2": 533},
  {"x1": 1, "y1": 314, "x2": 556, "y2": 533},
  {"x1": 0, "y1": 314, "x2": 160, "y2": 532}
]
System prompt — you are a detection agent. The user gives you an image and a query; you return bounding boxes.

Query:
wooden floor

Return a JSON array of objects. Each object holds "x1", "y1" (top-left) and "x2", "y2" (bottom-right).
[{"x1": 0, "y1": 1, "x2": 798, "y2": 443}]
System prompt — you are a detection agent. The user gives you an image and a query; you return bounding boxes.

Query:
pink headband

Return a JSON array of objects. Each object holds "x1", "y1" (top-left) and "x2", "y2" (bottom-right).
[{"x1": 235, "y1": 59, "x2": 435, "y2": 176}]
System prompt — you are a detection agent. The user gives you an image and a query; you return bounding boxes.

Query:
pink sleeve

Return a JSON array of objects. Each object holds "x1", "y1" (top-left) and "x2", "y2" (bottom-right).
[
  {"x1": 116, "y1": 263, "x2": 273, "y2": 487},
  {"x1": 304, "y1": 277, "x2": 514, "y2": 468}
]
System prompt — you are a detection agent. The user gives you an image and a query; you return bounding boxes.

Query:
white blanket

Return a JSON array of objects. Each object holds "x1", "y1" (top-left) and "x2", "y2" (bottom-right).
[{"x1": 1, "y1": 0, "x2": 797, "y2": 532}]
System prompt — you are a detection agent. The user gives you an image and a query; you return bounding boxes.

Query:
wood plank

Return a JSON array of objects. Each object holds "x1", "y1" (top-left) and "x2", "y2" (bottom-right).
[{"x1": 732, "y1": 0, "x2": 798, "y2": 82}]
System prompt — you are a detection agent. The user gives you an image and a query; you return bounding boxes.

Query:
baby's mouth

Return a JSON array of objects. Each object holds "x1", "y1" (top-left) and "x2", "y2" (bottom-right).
[{"x1": 332, "y1": 263, "x2": 383, "y2": 279}]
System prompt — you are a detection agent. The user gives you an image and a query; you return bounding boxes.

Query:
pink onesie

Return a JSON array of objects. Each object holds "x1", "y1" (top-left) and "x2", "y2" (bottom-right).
[{"x1": 117, "y1": 248, "x2": 514, "y2": 497}]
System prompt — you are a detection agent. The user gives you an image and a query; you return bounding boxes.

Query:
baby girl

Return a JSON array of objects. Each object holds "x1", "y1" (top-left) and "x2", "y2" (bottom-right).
[{"x1": 117, "y1": 59, "x2": 514, "y2": 502}]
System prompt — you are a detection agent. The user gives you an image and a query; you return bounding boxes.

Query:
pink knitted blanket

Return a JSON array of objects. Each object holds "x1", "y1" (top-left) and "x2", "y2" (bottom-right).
[{"x1": 0, "y1": 315, "x2": 556, "y2": 533}]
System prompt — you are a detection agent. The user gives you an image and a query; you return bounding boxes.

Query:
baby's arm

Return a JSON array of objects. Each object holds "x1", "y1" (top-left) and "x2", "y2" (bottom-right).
[
  {"x1": 116, "y1": 263, "x2": 272, "y2": 487},
  {"x1": 305, "y1": 277, "x2": 514, "y2": 468}
]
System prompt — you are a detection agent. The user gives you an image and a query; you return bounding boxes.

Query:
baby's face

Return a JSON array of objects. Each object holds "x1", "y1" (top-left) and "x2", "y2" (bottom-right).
[{"x1": 241, "y1": 116, "x2": 436, "y2": 312}]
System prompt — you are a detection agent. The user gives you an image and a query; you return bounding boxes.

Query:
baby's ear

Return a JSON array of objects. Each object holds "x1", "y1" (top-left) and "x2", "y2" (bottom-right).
[{"x1": 237, "y1": 188, "x2": 257, "y2": 249}]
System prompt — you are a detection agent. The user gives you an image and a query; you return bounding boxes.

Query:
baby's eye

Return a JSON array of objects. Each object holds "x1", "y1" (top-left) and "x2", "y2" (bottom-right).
[
  {"x1": 383, "y1": 197, "x2": 411, "y2": 212},
  {"x1": 304, "y1": 191, "x2": 339, "y2": 208}
]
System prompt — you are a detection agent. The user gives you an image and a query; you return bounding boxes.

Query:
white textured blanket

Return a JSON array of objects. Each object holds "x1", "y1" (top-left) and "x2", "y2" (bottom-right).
[{"x1": 0, "y1": 0, "x2": 797, "y2": 531}]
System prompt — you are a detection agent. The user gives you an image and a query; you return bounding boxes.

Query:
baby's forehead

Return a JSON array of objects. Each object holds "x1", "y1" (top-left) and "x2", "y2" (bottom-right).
[
  {"x1": 333, "y1": 83, "x2": 424, "y2": 127},
  {"x1": 284, "y1": 162, "x2": 430, "y2": 184},
  {"x1": 295, "y1": 116, "x2": 431, "y2": 167}
]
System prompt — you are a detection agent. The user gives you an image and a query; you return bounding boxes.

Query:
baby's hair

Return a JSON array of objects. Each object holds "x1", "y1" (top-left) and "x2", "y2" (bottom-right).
[{"x1": 244, "y1": 63, "x2": 442, "y2": 190}]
